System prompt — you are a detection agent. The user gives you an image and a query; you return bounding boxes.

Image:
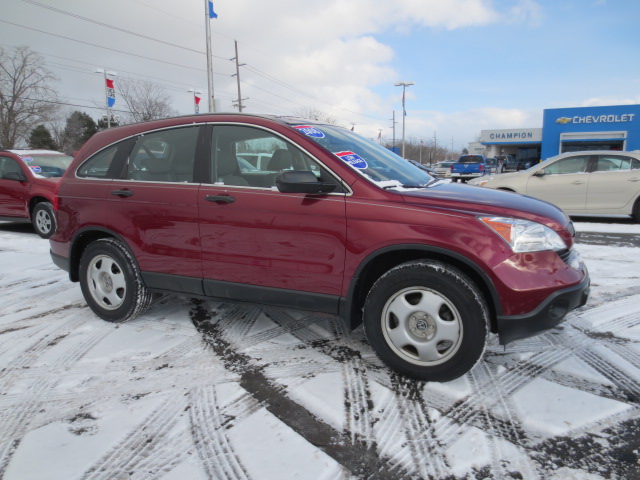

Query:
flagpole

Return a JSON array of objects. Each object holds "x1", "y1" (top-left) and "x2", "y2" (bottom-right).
[{"x1": 204, "y1": 0, "x2": 215, "y2": 112}]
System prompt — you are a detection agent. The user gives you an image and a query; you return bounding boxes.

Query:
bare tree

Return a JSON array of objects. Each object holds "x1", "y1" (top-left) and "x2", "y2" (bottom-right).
[
  {"x1": 293, "y1": 107, "x2": 337, "y2": 125},
  {"x1": 117, "y1": 78, "x2": 178, "y2": 124},
  {"x1": 0, "y1": 46, "x2": 59, "y2": 148}
]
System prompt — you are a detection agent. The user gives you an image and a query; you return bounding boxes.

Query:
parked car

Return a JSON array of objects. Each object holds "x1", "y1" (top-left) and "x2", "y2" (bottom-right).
[
  {"x1": 49, "y1": 114, "x2": 589, "y2": 381},
  {"x1": 517, "y1": 158, "x2": 539, "y2": 171},
  {"x1": 485, "y1": 157, "x2": 501, "y2": 174},
  {"x1": 434, "y1": 160, "x2": 453, "y2": 177},
  {"x1": 450, "y1": 154, "x2": 489, "y2": 182},
  {"x1": 0, "y1": 149, "x2": 73, "y2": 238},
  {"x1": 468, "y1": 150, "x2": 640, "y2": 221},
  {"x1": 497, "y1": 154, "x2": 517, "y2": 172}
]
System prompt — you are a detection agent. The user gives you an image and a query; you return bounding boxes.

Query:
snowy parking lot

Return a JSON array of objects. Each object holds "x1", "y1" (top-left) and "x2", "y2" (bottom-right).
[{"x1": 1, "y1": 220, "x2": 639, "y2": 480}]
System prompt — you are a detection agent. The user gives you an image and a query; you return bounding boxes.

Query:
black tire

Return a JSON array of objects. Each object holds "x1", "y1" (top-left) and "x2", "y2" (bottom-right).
[
  {"x1": 363, "y1": 260, "x2": 489, "y2": 382},
  {"x1": 32, "y1": 202, "x2": 56, "y2": 239},
  {"x1": 79, "y1": 238, "x2": 152, "y2": 322},
  {"x1": 633, "y1": 198, "x2": 640, "y2": 223}
]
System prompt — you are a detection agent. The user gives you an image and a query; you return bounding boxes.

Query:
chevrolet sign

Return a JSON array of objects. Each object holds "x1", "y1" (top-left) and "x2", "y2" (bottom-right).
[{"x1": 556, "y1": 114, "x2": 636, "y2": 125}]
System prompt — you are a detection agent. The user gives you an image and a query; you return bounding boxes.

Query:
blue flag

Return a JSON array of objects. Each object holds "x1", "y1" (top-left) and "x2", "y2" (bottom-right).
[{"x1": 208, "y1": 1, "x2": 218, "y2": 18}]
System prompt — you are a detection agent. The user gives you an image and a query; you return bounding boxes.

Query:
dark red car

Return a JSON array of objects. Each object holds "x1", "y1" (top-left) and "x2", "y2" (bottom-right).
[
  {"x1": 49, "y1": 114, "x2": 590, "y2": 381},
  {"x1": 0, "y1": 149, "x2": 73, "y2": 238}
]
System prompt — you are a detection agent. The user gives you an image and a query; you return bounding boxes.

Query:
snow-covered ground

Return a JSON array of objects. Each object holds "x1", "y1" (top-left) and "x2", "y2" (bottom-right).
[{"x1": 0, "y1": 221, "x2": 639, "y2": 480}]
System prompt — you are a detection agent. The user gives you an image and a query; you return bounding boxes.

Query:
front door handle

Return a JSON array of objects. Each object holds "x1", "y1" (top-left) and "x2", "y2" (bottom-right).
[
  {"x1": 205, "y1": 195, "x2": 235, "y2": 204},
  {"x1": 111, "y1": 189, "x2": 133, "y2": 197}
]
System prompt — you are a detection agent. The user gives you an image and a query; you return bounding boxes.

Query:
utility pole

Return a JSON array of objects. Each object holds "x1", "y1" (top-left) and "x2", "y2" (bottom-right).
[
  {"x1": 204, "y1": 0, "x2": 216, "y2": 112},
  {"x1": 231, "y1": 40, "x2": 247, "y2": 112},
  {"x1": 433, "y1": 131, "x2": 437, "y2": 164},
  {"x1": 395, "y1": 81, "x2": 414, "y2": 158},
  {"x1": 390, "y1": 111, "x2": 397, "y2": 151}
]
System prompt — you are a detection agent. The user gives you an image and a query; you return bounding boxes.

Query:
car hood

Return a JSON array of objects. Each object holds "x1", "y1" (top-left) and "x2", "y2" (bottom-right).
[
  {"x1": 32, "y1": 175, "x2": 62, "y2": 187},
  {"x1": 399, "y1": 182, "x2": 571, "y2": 231}
]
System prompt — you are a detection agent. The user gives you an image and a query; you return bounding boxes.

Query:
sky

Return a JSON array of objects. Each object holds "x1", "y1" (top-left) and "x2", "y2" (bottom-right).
[{"x1": 2, "y1": 0, "x2": 640, "y2": 153}]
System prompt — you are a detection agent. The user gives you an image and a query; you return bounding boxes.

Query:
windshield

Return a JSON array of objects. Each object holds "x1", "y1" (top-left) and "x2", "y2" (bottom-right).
[
  {"x1": 18, "y1": 153, "x2": 73, "y2": 177},
  {"x1": 292, "y1": 124, "x2": 433, "y2": 188}
]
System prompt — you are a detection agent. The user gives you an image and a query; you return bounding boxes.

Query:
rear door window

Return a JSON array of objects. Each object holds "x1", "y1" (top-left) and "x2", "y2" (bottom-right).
[{"x1": 127, "y1": 126, "x2": 200, "y2": 183}]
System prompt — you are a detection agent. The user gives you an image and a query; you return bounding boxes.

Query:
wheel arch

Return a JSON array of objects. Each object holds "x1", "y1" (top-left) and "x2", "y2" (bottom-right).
[
  {"x1": 28, "y1": 196, "x2": 51, "y2": 217},
  {"x1": 342, "y1": 244, "x2": 501, "y2": 333},
  {"x1": 68, "y1": 227, "x2": 138, "y2": 282},
  {"x1": 632, "y1": 195, "x2": 640, "y2": 223}
]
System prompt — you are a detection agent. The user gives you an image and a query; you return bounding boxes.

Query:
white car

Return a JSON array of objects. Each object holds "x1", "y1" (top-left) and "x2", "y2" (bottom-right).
[{"x1": 468, "y1": 150, "x2": 640, "y2": 221}]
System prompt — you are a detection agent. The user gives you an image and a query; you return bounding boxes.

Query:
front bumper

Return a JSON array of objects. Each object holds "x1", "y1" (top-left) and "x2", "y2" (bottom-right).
[{"x1": 496, "y1": 274, "x2": 590, "y2": 345}]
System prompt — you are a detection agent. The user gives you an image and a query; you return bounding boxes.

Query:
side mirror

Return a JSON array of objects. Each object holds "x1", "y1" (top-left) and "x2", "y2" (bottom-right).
[
  {"x1": 276, "y1": 170, "x2": 337, "y2": 194},
  {"x1": 4, "y1": 171, "x2": 27, "y2": 182},
  {"x1": 532, "y1": 169, "x2": 546, "y2": 177}
]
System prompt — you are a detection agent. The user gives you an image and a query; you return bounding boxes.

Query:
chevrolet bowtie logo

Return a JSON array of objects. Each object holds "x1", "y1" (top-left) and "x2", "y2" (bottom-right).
[{"x1": 555, "y1": 117, "x2": 572, "y2": 124}]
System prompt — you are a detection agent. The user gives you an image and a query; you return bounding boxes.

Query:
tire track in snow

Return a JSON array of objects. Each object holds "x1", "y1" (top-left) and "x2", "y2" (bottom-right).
[
  {"x1": 190, "y1": 299, "x2": 408, "y2": 480},
  {"x1": 189, "y1": 385, "x2": 251, "y2": 480},
  {"x1": 0, "y1": 313, "x2": 109, "y2": 478},
  {"x1": 79, "y1": 395, "x2": 191, "y2": 480}
]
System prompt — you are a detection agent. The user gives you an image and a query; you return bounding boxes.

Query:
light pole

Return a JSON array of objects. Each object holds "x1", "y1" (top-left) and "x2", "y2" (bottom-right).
[
  {"x1": 95, "y1": 68, "x2": 117, "y2": 128},
  {"x1": 395, "y1": 81, "x2": 414, "y2": 158}
]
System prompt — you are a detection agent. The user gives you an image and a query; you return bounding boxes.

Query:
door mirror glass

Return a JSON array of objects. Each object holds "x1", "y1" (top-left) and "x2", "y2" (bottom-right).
[{"x1": 276, "y1": 170, "x2": 336, "y2": 194}]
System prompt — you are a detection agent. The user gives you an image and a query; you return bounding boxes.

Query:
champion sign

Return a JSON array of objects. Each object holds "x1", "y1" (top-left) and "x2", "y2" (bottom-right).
[
  {"x1": 106, "y1": 78, "x2": 116, "y2": 108},
  {"x1": 334, "y1": 151, "x2": 368, "y2": 169},
  {"x1": 556, "y1": 113, "x2": 636, "y2": 125}
]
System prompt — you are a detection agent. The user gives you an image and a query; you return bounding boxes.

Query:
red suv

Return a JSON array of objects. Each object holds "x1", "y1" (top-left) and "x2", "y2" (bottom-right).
[
  {"x1": 0, "y1": 149, "x2": 73, "y2": 238},
  {"x1": 49, "y1": 114, "x2": 590, "y2": 381}
]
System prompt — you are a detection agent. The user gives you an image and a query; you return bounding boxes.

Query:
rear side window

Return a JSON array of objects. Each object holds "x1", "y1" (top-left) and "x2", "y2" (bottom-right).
[
  {"x1": 595, "y1": 155, "x2": 633, "y2": 172},
  {"x1": 127, "y1": 126, "x2": 200, "y2": 183},
  {"x1": 77, "y1": 145, "x2": 119, "y2": 178}
]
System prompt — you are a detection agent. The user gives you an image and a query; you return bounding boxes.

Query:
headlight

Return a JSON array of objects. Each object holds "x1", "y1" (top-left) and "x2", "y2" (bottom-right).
[{"x1": 479, "y1": 216, "x2": 567, "y2": 253}]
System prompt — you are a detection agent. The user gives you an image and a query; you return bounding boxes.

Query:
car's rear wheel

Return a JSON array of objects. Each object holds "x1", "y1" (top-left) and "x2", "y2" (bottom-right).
[
  {"x1": 363, "y1": 260, "x2": 489, "y2": 382},
  {"x1": 79, "y1": 238, "x2": 152, "y2": 322},
  {"x1": 633, "y1": 198, "x2": 640, "y2": 223},
  {"x1": 32, "y1": 202, "x2": 55, "y2": 239}
]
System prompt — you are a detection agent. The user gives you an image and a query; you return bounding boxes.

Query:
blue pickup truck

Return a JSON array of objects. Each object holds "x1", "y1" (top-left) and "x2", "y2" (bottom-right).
[{"x1": 450, "y1": 154, "x2": 489, "y2": 183}]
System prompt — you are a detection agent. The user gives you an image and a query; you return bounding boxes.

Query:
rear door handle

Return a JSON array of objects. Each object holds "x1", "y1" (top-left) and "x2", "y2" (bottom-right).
[
  {"x1": 205, "y1": 195, "x2": 235, "y2": 204},
  {"x1": 111, "y1": 189, "x2": 133, "y2": 197},
  {"x1": 628, "y1": 177, "x2": 640, "y2": 182},
  {"x1": 571, "y1": 180, "x2": 584, "y2": 185}
]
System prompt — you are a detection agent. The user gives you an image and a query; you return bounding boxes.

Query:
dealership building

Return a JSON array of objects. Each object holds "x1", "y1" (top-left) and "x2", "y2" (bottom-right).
[{"x1": 470, "y1": 104, "x2": 640, "y2": 163}]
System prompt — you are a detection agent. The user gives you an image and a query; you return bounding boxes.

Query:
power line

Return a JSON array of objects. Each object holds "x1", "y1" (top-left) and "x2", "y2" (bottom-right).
[
  {"x1": 22, "y1": 0, "x2": 207, "y2": 55},
  {"x1": 0, "y1": 19, "x2": 207, "y2": 72}
]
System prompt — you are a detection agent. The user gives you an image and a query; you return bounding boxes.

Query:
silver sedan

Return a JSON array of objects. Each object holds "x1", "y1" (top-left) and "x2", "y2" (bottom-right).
[{"x1": 468, "y1": 150, "x2": 640, "y2": 221}]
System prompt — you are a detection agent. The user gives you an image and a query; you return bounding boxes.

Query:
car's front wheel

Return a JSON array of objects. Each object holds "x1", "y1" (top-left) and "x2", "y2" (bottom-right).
[
  {"x1": 79, "y1": 238, "x2": 152, "y2": 322},
  {"x1": 363, "y1": 260, "x2": 489, "y2": 382},
  {"x1": 32, "y1": 202, "x2": 56, "y2": 238}
]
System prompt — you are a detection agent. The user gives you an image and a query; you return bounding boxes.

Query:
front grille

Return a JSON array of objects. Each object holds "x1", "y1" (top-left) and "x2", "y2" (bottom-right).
[{"x1": 557, "y1": 249, "x2": 572, "y2": 264}]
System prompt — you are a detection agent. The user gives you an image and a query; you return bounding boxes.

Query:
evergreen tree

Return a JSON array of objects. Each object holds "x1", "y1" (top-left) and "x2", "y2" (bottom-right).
[
  {"x1": 28, "y1": 124, "x2": 57, "y2": 150},
  {"x1": 60, "y1": 111, "x2": 97, "y2": 152}
]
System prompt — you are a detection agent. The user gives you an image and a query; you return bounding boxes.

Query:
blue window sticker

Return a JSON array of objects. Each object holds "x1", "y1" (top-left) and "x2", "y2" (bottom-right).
[
  {"x1": 334, "y1": 151, "x2": 368, "y2": 169},
  {"x1": 293, "y1": 125, "x2": 325, "y2": 138},
  {"x1": 30, "y1": 166, "x2": 42, "y2": 173},
  {"x1": 21, "y1": 156, "x2": 34, "y2": 163}
]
